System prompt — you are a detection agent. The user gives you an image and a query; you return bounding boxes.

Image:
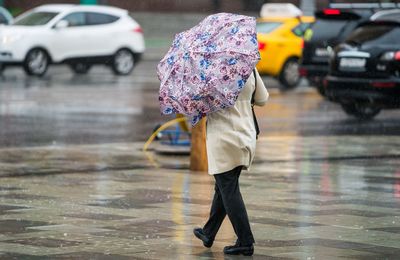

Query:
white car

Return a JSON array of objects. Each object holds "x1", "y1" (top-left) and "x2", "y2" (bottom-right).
[{"x1": 0, "y1": 4, "x2": 145, "y2": 76}]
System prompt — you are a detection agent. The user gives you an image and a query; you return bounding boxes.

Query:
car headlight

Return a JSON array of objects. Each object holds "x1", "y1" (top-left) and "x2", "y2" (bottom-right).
[
  {"x1": 1, "y1": 35, "x2": 23, "y2": 45},
  {"x1": 380, "y1": 51, "x2": 400, "y2": 61}
]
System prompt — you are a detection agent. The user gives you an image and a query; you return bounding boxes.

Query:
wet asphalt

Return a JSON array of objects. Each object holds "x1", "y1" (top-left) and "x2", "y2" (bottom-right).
[
  {"x1": 1, "y1": 12, "x2": 400, "y2": 259},
  {"x1": 1, "y1": 60, "x2": 400, "y2": 148}
]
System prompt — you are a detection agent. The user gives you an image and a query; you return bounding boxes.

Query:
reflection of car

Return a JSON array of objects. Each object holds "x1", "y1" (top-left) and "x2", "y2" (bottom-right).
[
  {"x1": 325, "y1": 17, "x2": 400, "y2": 120},
  {"x1": 0, "y1": 6, "x2": 13, "y2": 25},
  {"x1": 256, "y1": 4, "x2": 314, "y2": 89},
  {"x1": 0, "y1": 4, "x2": 145, "y2": 76},
  {"x1": 300, "y1": 6, "x2": 374, "y2": 95}
]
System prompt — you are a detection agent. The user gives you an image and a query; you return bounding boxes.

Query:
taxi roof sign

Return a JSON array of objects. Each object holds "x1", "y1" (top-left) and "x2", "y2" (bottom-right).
[{"x1": 260, "y1": 3, "x2": 303, "y2": 18}]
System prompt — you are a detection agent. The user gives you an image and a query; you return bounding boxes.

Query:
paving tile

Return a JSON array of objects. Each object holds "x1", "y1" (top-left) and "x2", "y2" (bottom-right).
[
  {"x1": 62, "y1": 213, "x2": 134, "y2": 221},
  {"x1": 0, "y1": 186, "x2": 22, "y2": 191},
  {"x1": 3, "y1": 238, "x2": 88, "y2": 248},
  {"x1": 0, "y1": 220, "x2": 53, "y2": 235},
  {"x1": 0, "y1": 205, "x2": 30, "y2": 215},
  {"x1": 250, "y1": 217, "x2": 325, "y2": 228},
  {"x1": 1, "y1": 136, "x2": 400, "y2": 258},
  {"x1": 0, "y1": 194, "x2": 54, "y2": 200},
  {"x1": 369, "y1": 227, "x2": 400, "y2": 234},
  {"x1": 87, "y1": 189, "x2": 171, "y2": 209}
]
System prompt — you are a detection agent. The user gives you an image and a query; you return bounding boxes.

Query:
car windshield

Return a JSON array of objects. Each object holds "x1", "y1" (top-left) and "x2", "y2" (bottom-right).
[
  {"x1": 309, "y1": 19, "x2": 349, "y2": 41},
  {"x1": 14, "y1": 11, "x2": 58, "y2": 26},
  {"x1": 256, "y1": 22, "x2": 282, "y2": 34},
  {"x1": 346, "y1": 23, "x2": 400, "y2": 46}
]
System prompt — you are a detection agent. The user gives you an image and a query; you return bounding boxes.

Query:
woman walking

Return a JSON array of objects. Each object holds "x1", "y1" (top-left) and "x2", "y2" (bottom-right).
[
  {"x1": 157, "y1": 12, "x2": 267, "y2": 255},
  {"x1": 193, "y1": 69, "x2": 269, "y2": 256}
]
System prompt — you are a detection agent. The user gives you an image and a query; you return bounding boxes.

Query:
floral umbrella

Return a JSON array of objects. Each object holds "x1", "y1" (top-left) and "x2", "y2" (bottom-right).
[{"x1": 157, "y1": 13, "x2": 260, "y2": 125}]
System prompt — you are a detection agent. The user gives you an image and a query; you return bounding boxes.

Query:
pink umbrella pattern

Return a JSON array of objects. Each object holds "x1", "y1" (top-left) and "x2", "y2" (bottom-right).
[{"x1": 157, "y1": 13, "x2": 260, "y2": 125}]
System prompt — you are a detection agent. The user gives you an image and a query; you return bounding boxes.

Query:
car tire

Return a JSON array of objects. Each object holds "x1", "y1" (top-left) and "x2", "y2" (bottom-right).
[
  {"x1": 70, "y1": 63, "x2": 92, "y2": 74},
  {"x1": 279, "y1": 57, "x2": 301, "y2": 90},
  {"x1": 316, "y1": 84, "x2": 326, "y2": 96},
  {"x1": 0, "y1": 63, "x2": 4, "y2": 74},
  {"x1": 23, "y1": 48, "x2": 49, "y2": 77},
  {"x1": 341, "y1": 103, "x2": 381, "y2": 120},
  {"x1": 309, "y1": 77, "x2": 326, "y2": 96},
  {"x1": 111, "y1": 49, "x2": 135, "y2": 75}
]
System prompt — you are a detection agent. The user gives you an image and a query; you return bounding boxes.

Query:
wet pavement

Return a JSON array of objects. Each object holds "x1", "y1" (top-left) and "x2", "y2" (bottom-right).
[
  {"x1": 2, "y1": 64, "x2": 400, "y2": 148},
  {"x1": 1, "y1": 12, "x2": 400, "y2": 259},
  {"x1": 1, "y1": 136, "x2": 400, "y2": 259}
]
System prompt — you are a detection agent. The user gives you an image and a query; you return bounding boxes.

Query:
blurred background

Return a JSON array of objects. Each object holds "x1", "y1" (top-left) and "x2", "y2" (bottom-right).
[{"x1": 0, "y1": 0, "x2": 399, "y2": 148}]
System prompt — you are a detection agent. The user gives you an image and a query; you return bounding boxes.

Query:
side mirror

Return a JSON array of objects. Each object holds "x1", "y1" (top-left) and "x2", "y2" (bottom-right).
[{"x1": 54, "y1": 20, "x2": 69, "y2": 29}]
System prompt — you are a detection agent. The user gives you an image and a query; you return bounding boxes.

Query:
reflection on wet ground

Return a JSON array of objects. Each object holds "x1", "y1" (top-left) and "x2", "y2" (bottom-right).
[{"x1": 1, "y1": 136, "x2": 400, "y2": 259}]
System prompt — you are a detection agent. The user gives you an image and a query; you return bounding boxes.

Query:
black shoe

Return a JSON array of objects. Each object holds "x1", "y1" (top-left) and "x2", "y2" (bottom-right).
[
  {"x1": 223, "y1": 243, "x2": 254, "y2": 256},
  {"x1": 193, "y1": 228, "x2": 213, "y2": 248}
]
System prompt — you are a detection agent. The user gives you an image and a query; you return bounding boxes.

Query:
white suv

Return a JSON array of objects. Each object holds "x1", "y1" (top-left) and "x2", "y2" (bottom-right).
[{"x1": 0, "y1": 4, "x2": 145, "y2": 76}]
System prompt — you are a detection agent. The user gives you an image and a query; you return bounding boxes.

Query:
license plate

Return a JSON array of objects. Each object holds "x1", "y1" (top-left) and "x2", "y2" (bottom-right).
[
  {"x1": 315, "y1": 48, "x2": 330, "y2": 57},
  {"x1": 339, "y1": 58, "x2": 366, "y2": 68}
]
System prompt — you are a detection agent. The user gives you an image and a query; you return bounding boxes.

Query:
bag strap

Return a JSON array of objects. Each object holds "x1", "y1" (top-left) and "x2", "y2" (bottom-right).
[
  {"x1": 251, "y1": 69, "x2": 260, "y2": 138},
  {"x1": 251, "y1": 69, "x2": 256, "y2": 106}
]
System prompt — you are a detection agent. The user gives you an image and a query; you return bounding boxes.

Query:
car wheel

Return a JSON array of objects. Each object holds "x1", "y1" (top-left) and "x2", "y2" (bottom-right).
[
  {"x1": 316, "y1": 84, "x2": 326, "y2": 96},
  {"x1": 23, "y1": 48, "x2": 49, "y2": 76},
  {"x1": 279, "y1": 58, "x2": 301, "y2": 90},
  {"x1": 70, "y1": 63, "x2": 92, "y2": 74},
  {"x1": 341, "y1": 103, "x2": 381, "y2": 120},
  {"x1": 111, "y1": 49, "x2": 135, "y2": 75},
  {"x1": 0, "y1": 63, "x2": 4, "y2": 74}
]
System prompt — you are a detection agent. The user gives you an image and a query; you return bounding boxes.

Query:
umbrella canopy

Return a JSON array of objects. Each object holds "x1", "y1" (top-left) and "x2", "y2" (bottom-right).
[{"x1": 157, "y1": 13, "x2": 260, "y2": 125}]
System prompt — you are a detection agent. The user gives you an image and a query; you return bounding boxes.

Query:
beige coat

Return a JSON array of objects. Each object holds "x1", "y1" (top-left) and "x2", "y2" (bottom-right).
[{"x1": 206, "y1": 69, "x2": 269, "y2": 175}]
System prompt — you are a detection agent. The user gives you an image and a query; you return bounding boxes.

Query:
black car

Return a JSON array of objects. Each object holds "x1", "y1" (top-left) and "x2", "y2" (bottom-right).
[
  {"x1": 300, "y1": 6, "x2": 376, "y2": 95},
  {"x1": 325, "y1": 18, "x2": 400, "y2": 120}
]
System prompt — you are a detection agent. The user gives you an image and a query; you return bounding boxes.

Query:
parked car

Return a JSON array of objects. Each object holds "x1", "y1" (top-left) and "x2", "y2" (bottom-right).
[
  {"x1": 256, "y1": 3, "x2": 314, "y2": 89},
  {"x1": 299, "y1": 5, "x2": 375, "y2": 95},
  {"x1": 325, "y1": 15, "x2": 400, "y2": 120},
  {"x1": 370, "y1": 8, "x2": 400, "y2": 22},
  {"x1": 0, "y1": 6, "x2": 13, "y2": 25},
  {"x1": 0, "y1": 4, "x2": 145, "y2": 76}
]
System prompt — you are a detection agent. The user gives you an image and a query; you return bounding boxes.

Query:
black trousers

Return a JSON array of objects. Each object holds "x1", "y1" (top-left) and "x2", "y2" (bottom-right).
[{"x1": 203, "y1": 166, "x2": 255, "y2": 245}]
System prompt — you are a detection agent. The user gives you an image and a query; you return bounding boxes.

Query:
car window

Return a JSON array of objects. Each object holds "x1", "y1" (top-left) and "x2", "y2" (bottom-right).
[
  {"x1": 62, "y1": 12, "x2": 86, "y2": 27},
  {"x1": 376, "y1": 13, "x2": 400, "y2": 22},
  {"x1": 14, "y1": 11, "x2": 58, "y2": 26},
  {"x1": 0, "y1": 13, "x2": 7, "y2": 24},
  {"x1": 292, "y1": 23, "x2": 312, "y2": 37},
  {"x1": 346, "y1": 24, "x2": 400, "y2": 46},
  {"x1": 86, "y1": 12, "x2": 119, "y2": 25},
  {"x1": 309, "y1": 19, "x2": 351, "y2": 41},
  {"x1": 256, "y1": 22, "x2": 282, "y2": 34}
]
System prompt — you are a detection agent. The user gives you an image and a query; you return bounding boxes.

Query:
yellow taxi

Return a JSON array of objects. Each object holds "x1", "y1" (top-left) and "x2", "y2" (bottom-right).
[{"x1": 256, "y1": 4, "x2": 314, "y2": 89}]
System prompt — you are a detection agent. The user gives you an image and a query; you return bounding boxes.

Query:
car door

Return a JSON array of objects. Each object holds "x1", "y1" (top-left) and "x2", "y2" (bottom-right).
[{"x1": 49, "y1": 12, "x2": 91, "y2": 61}]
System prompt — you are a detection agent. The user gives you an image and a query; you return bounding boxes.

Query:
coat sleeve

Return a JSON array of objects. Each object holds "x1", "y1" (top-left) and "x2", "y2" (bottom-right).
[{"x1": 253, "y1": 69, "x2": 269, "y2": 106}]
